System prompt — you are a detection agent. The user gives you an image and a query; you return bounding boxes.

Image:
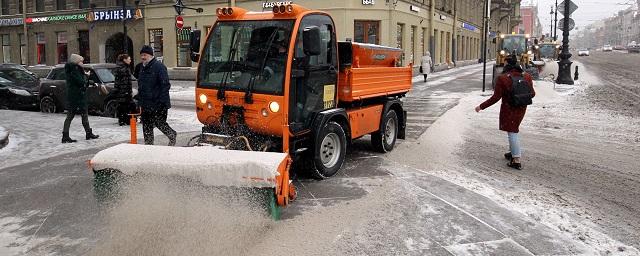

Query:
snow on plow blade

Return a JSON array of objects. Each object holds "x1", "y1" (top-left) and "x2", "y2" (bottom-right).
[{"x1": 90, "y1": 144, "x2": 289, "y2": 188}]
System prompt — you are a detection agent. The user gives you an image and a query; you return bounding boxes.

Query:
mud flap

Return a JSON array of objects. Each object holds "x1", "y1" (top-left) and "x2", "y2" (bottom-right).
[{"x1": 398, "y1": 110, "x2": 407, "y2": 140}]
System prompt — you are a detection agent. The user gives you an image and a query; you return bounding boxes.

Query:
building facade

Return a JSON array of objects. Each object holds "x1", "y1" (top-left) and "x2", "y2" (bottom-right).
[
  {"x1": 0, "y1": 0, "x2": 145, "y2": 66},
  {"x1": 516, "y1": 4, "x2": 542, "y2": 37}
]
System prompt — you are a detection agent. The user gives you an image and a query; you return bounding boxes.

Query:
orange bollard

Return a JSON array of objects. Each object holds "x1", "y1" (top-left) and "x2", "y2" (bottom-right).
[{"x1": 129, "y1": 108, "x2": 142, "y2": 144}]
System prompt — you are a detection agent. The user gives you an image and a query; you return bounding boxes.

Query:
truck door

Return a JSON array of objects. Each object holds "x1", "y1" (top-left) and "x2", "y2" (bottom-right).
[{"x1": 289, "y1": 14, "x2": 338, "y2": 133}]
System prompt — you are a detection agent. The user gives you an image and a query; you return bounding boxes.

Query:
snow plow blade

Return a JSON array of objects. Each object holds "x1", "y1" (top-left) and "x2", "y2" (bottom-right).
[{"x1": 90, "y1": 144, "x2": 296, "y2": 218}]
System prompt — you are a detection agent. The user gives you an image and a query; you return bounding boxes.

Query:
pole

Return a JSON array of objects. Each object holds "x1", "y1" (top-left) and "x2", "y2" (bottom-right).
[
  {"x1": 122, "y1": 0, "x2": 128, "y2": 55},
  {"x1": 553, "y1": 0, "x2": 558, "y2": 40},
  {"x1": 481, "y1": 0, "x2": 490, "y2": 92},
  {"x1": 556, "y1": 0, "x2": 574, "y2": 85},
  {"x1": 22, "y1": 0, "x2": 28, "y2": 65},
  {"x1": 550, "y1": 6, "x2": 554, "y2": 39}
]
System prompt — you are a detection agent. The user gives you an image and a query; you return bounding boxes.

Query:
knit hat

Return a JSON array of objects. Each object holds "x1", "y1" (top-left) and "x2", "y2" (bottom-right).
[
  {"x1": 69, "y1": 54, "x2": 84, "y2": 64},
  {"x1": 140, "y1": 45, "x2": 154, "y2": 56}
]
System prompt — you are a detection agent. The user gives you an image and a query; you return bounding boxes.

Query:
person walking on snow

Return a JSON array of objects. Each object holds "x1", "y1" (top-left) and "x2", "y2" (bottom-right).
[
  {"x1": 474, "y1": 55, "x2": 535, "y2": 170},
  {"x1": 420, "y1": 51, "x2": 433, "y2": 83},
  {"x1": 137, "y1": 45, "x2": 177, "y2": 146},
  {"x1": 113, "y1": 54, "x2": 135, "y2": 126},
  {"x1": 61, "y1": 54, "x2": 99, "y2": 143}
]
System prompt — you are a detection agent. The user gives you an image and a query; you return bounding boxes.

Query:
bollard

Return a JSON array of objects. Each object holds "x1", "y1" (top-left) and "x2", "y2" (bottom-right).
[
  {"x1": 129, "y1": 108, "x2": 142, "y2": 144},
  {"x1": 574, "y1": 66, "x2": 579, "y2": 81}
]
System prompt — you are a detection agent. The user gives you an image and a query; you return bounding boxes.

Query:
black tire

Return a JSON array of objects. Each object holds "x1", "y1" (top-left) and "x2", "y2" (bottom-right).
[
  {"x1": 311, "y1": 121, "x2": 347, "y2": 179},
  {"x1": 371, "y1": 110, "x2": 399, "y2": 153},
  {"x1": 40, "y1": 96, "x2": 60, "y2": 113},
  {"x1": 103, "y1": 99, "x2": 118, "y2": 118}
]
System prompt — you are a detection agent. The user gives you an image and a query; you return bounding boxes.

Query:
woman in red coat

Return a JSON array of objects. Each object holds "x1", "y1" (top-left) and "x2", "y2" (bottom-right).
[{"x1": 475, "y1": 56, "x2": 535, "y2": 170}]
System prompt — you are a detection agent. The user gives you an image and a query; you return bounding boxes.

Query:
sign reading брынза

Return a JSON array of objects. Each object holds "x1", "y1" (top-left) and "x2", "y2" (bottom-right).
[{"x1": 87, "y1": 8, "x2": 143, "y2": 22}]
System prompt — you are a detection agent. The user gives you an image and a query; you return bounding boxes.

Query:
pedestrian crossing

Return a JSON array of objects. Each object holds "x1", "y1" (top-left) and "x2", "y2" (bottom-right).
[{"x1": 402, "y1": 95, "x2": 460, "y2": 140}]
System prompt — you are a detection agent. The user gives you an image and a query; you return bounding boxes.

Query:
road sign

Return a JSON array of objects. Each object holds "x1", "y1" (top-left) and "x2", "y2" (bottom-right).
[
  {"x1": 175, "y1": 15, "x2": 184, "y2": 29},
  {"x1": 558, "y1": 18, "x2": 575, "y2": 31},
  {"x1": 558, "y1": 0, "x2": 578, "y2": 16}
]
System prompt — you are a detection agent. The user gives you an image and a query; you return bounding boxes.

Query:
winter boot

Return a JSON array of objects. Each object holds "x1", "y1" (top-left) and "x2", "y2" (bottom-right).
[
  {"x1": 86, "y1": 129, "x2": 100, "y2": 140},
  {"x1": 62, "y1": 132, "x2": 77, "y2": 143},
  {"x1": 168, "y1": 133, "x2": 177, "y2": 146}
]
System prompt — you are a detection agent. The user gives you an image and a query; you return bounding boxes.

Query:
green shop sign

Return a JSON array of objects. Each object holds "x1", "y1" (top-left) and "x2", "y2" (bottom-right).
[{"x1": 26, "y1": 14, "x2": 87, "y2": 24}]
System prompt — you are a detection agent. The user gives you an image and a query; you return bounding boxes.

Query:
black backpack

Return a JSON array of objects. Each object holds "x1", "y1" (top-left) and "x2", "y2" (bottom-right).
[{"x1": 508, "y1": 74, "x2": 533, "y2": 107}]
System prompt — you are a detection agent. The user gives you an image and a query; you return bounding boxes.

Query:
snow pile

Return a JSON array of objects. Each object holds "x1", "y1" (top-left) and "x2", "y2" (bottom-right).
[{"x1": 91, "y1": 144, "x2": 288, "y2": 187}]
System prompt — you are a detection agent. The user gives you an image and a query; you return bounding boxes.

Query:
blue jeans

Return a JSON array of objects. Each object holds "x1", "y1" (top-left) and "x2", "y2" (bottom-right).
[{"x1": 508, "y1": 132, "x2": 521, "y2": 158}]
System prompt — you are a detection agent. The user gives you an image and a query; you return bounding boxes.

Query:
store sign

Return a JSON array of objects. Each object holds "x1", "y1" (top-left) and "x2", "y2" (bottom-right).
[
  {"x1": 26, "y1": 14, "x2": 87, "y2": 24},
  {"x1": 410, "y1": 5, "x2": 420, "y2": 12},
  {"x1": 262, "y1": 1, "x2": 292, "y2": 8},
  {"x1": 0, "y1": 18, "x2": 23, "y2": 27},
  {"x1": 362, "y1": 0, "x2": 375, "y2": 5},
  {"x1": 462, "y1": 23, "x2": 476, "y2": 31},
  {"x1": 88, "y1": 9, "x2": 143, "y2": 22}
]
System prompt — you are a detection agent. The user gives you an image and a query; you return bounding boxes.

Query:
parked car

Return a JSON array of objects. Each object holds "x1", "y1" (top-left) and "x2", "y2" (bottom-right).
[
  {"x1": 603, "y1": 45, "x2": 613, "y2": 52},
  {"x1": 0, "y1": 63, "x2": 37, "y2": 78},
  {"x1": 577, "y1": 48, "x2": 590, "y2": 56},
  {"x1": 628, "y1": 41, "x2": 640, "y2": 53},
  {"x1": 38, "y1": 63, "x2": 137, "y2": 117},
  {"x1": 0, "y1": 66, "x2": 40, "y2": 110}
]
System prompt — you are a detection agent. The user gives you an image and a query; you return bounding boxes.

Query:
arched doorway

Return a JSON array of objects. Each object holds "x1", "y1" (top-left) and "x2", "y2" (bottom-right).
[{"x1": 105, "y1": 32, "x2": 133, "y2": 63}]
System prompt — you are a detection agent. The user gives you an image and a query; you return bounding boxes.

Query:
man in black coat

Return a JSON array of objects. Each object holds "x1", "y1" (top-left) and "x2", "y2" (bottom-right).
[{"x1": 137, "y1": 45, "x2": 177, "y2": 146}]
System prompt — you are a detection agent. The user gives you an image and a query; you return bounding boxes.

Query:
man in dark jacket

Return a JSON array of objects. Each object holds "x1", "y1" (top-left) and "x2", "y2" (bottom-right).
[{"x1": 138, "y1": 45, "x2": 177, "y2": 146}]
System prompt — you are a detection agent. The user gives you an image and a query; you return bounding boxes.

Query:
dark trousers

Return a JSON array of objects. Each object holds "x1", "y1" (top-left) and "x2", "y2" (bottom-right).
[
  {"x1": 63, "y1": 108, "x2": 91, "y2": 134},
  {"x1": 141, "y1": 108, "x2": 176, "y2": 145},
  {"x1": 116, "y1": 99, "x2": 135, "y2": 125},
  {"x1": 423, "y1": 74, "x2": 428, "y2": 82}
]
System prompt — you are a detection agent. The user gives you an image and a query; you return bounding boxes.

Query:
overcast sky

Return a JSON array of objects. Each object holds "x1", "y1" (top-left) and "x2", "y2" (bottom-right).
[{"x1": 522, "y1": 0, "x2": 636, "y2": 35}]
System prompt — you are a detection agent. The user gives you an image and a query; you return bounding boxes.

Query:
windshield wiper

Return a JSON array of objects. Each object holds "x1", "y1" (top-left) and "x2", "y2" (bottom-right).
[
  {"x1": 218, "y1": 29, "x2": 241, "y2": 100},
  {"x1": 245, "y1": 29, "x2": 279, "y2": 104}
]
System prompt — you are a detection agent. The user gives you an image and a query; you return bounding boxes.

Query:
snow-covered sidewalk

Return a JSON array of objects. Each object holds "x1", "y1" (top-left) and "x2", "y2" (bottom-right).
[{"x1": 0, "y1": 109, "x2": 201, "y2": 170}]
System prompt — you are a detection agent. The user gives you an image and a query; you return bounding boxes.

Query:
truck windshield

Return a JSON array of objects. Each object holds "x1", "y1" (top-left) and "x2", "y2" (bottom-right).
[
  {"x1": 198, "y1": 20, "x2": 295, "y2": 95},
  {"x1": 538, "y1": 45, "x2": 557, "y2": 58},
  {"x1": 501, "y1": 36, "x2": 527, "y2": 54}
]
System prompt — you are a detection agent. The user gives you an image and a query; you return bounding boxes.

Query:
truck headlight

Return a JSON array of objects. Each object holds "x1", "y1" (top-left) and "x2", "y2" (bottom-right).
[
  {"x1": 527, "y1": 50, "x2": 532, "y2": 55},
  {"x1": 199, "y1": 94, "x2": 208, "y2": 104},
  {"x1": 500, "y1": 50, "x2": 506, "y2": 55},
  {"x1": 269, "y1": 101, "x2": 280, "y2": 113}
]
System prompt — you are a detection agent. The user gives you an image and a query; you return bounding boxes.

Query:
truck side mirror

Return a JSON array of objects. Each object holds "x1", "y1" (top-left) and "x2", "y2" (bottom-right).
[
  {"x1": 303, "y1": 26, "x2": 321, "y2": 56},
  {"x1": 190, "y1": 30, "x2": 202, "y2": 62}
]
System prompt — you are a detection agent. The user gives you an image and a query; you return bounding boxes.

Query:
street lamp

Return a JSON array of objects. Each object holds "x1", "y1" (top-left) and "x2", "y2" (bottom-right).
[
  {"x1": 550, "y1": 6, "x2": 554, "y2": 39},
  {"x1": 556, "y1": 0, "x2": 574, "y2": 85},
  {"x1": 553, "y1": 0, "x2": 558, "y2": 40}
]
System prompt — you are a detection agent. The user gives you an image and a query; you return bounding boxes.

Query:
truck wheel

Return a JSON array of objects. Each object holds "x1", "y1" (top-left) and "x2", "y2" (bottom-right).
[
  {"x1": 371, "y1": 110, "x2": 398, "y2": 153},
  {"x1": 311, "y1": 121, "x2": 347, "y2": 179}
]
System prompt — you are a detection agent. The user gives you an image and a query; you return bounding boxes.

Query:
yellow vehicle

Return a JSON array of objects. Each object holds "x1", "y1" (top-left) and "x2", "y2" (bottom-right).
[
  {"x1": 535, "y1": 41, "x2": 561, "y2": 60},
  {"x1": 492, "y1": 33, "x2": 537, "y2": 87}
]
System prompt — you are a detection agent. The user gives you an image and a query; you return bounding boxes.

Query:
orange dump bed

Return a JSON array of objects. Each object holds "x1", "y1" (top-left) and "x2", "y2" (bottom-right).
[{"x1": 338, "y1": 42, "x2": 412, "y2": 102}]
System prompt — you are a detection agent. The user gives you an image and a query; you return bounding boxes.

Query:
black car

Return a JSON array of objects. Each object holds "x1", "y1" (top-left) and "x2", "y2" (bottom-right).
[
  {"x1": 39, "y1": 63, "x2": 137, "y2": 117},
  {"x1": 0, "y1": 63, "x2": 38, "y2": 78},
  {"x1": 0, "y1": 67, "x2": 40, "y2": 110}
]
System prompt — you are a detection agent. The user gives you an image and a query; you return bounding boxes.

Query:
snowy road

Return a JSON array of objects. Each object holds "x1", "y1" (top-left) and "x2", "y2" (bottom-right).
[{"x1": 1, "y1": 62, "x2": 638, "y2": 255}]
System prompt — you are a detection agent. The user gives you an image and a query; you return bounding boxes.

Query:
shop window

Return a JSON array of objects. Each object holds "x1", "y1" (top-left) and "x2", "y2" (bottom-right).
[
  {"x1": 78, "y1": 31, "x2": 90, "y2": 63},
  {"x1": 36, "y1": 33, "x2": 46, "y2": 64},
  {"x1": 19, "y1": 34, "x2": 26, "y2": 65},
  {"x1": 79, "y1": 0, "x2": 89, "y2": 9},
  {"x1": 176, "y1": 27, "x2": 191, "y2": 67},
  {"x1": 354, "y1": 20, "x2": 379, "y2": 45},
  {"x1": 57, "y1": 32, "x2": 68, "y2": 64},
  {"x1": 56, "y1": 0, "x2": 66, "y2": 10},
  {"x1": 2, "y1": 35, "x2": 11, "y2": 63},
  {"x1": 36, "y1": 0, "x2": 44, "y2": 12},
  {"x1": 149, "y1": 29, "x2": 163, "y2": 60}
]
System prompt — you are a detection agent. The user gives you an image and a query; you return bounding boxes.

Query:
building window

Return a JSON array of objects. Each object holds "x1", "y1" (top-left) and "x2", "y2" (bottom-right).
[
  {"x1": 149, "y1": 29, "x2": 163, "y2": 60},
  {"x1": 36, "y1": 33, "x2": 46, "y2": 64},
  {"x1": 354, "y1": 20, "x2": 379, "y2": 44},
  {"x1": 36, "y1": 0, "x2": 44, "y2": 12},
  {"x1": 19, "y1": 34, "x2": 26, "y2": 65},
  {"x1": 57, "y1": 32, "x2": 68, "y2": 64},
  {"x1": 1, "y1": 0, "x2": 8, "y2": 15},
  {"x1": 176, "y1": 28, "x2": 191, "y2": 67},
  {"x1": 79, "y1": 0, "x2": 89, "y2": 9},
  {"x1": 421, "y1": 28, "x2": 426, "y2": 56},
  {"x1": 2, "y1": 35, "x2": 10, "y2": 63},
  {"x1": 396, "y1": 23, "x2": 404, "y2": 49},
  {"x1": 78, "y1": 30, "x2": 90, "y2": 63},
  {"x1": 410, "y1": 26, "x2": 416, "y2": 63},
  {"x1": 17, "y1": 0, "x2": 22, "y2": 13},
  {"x1": 57, "y1": 0, "x2": 66, "y2": 10}
]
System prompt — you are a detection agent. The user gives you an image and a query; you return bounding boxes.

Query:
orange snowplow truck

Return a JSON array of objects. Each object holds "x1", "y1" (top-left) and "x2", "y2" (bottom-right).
[{"x1": 189, "y1": 4, "x2": 412, "y2": 178}]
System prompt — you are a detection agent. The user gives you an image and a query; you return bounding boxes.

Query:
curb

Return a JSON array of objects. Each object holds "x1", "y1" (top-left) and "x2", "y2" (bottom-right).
[{"x1": 0, "y1": 127, "x2": 8, "y2": 150}]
